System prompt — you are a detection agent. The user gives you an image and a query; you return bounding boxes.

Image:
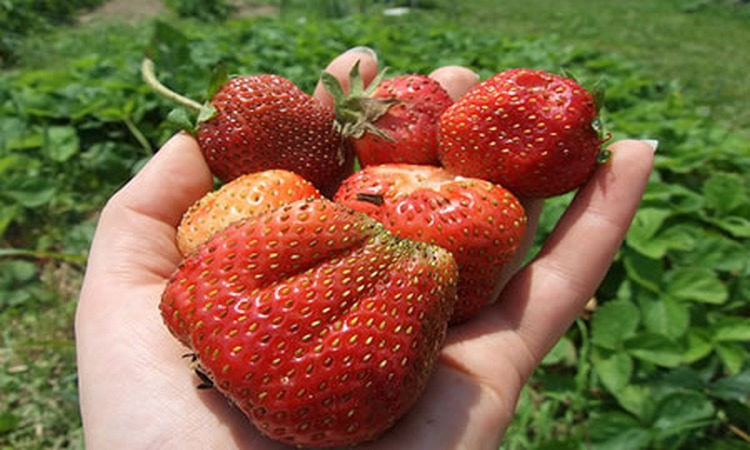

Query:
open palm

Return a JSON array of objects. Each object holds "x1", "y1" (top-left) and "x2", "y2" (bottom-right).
[{"x1": 76, "y1": 49, "x2": 654, "y2": 449}]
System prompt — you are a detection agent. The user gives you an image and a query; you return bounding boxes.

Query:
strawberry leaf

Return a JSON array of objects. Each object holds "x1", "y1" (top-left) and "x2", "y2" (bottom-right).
[
  {"x1": 196, "y1": 103, "x2": 218, "y2": 124},
  {"x1": 206, "y1": 61, "x2": 229, "y2": 100},
  {"x1": 166, "y1": 107, "x2": 197, "y2": 134}
]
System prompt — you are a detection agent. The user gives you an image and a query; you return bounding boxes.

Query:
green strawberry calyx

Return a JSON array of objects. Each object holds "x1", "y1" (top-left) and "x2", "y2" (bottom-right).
[
  {"x1": 561, "y1": 67, "x2": 612, "y2": 165},
  {"x1": 321, "y1": 61, "x2": 397, "y2": 142}
]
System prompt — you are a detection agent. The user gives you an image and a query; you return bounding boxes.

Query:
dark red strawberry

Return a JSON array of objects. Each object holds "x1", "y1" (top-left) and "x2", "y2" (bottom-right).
[
  {"x1": 439, "y1": 68, "x2": 605, "y2": 198},
  {"x1": 141, "y1": 58, "x2": 352, "y2": 197},
  {"x1": 322, "y1": 63, "x2": 453, "y2": 167},
  {"x1": 176, "y1": 169, "x2": 321, "y2": 255},
  {"x1": 161, "y1": 198, "x2": 457, "y2": 447},
  {"x1": 334, "y1": 164, "x2": 527, "y2": 324}
]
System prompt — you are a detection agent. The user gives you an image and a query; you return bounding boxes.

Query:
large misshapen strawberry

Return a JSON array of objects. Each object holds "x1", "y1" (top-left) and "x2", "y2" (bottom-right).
[
  {"x1": 142, "y1": 58, "x2": 353, "y2": 197},
  {"x1": 334, "y1": 164, "x2": 527, "y2": 324},
  {"x1": 439, "y1": 68, "x2": 606, "y2": 198},
  {"x1": 161, "y1": 198, "x2": 458, "y2": 447},
  {"x1": 176, "y1": 169, "x2": 322, "y2": 256},
  {"x1": 322, "y1": 62, "x2": 453, "y2": 167}
]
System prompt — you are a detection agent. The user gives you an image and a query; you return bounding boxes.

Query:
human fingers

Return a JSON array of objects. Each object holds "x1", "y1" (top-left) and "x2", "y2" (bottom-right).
[
  {"x1": 443, "y1": 139, "x2": 654, "y2": 380},
  {"x1": 498, "y1": 139, "x2": 655, "y2": 368},
  {"x1": 428, "y1": 65, "x2": 480, "y2": 100},
  {"x1": 313, "y1": 46, "x2": 380, "y2": 107},
  {"x1": 79, "y1": 132, "x2": 213, "y2": 295}
]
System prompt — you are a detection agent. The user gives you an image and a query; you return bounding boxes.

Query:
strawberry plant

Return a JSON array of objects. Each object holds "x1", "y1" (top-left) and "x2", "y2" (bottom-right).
[{"x1": 0, "y1": 6, "x2": 748, "y2": 449}]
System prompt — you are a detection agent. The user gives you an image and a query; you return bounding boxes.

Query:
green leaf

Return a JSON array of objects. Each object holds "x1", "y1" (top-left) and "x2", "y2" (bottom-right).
[
  {"x1": 3, "y1": 177, "x2": 57, "y2": 208},
  {"x1": 709, "y1": 369, "x2": 750, "y2": 403},
  {"x1": 710, "y1": 215, "x2": 750, "y2": 239},
  {"x1": 166, "y1": 107, "x2": 196, "y2": 131},
  {"x1": 639, "y1": 296, "x2": 691, "y2": 340},
  {"x1": 678, "y1": 232, "x2": 749, "y2": 273},
  {"x1": 625, "y1": 333, "x2": 684, "y2": 368},
  {"x1": 541, "y1": 335, "x2": 577, "y2": 366},
  {"x1": 683, "y1": 329, "x2": 715, "y2": 364},
  {"x1": 591, "y1": 299, "x2": 640, "y2": 350},
  {"x1": 592, "y1": 349, "x2": 633, "y2": 392},
  {"x1": 44, "y1": 126, "x2": 80, "y2": 162},
  {"x1": 0, "y1": 204, "x2": 21, "y2": 238},
  {"x1": 657, "y1": 224, "x2": 696, "y2": 253},
  {"x1": 147, "y1": 20, "x2": 192, "y2": 70},
  {"x1": 652, "y1": 391, "x2": 715, "y2": 438},
  {"x1": 626, "y1": 208, "x2": 672, "y2": 258},
  {"x1": 665, "y1": 267, "x2": 728, "y2": 304},
  {"x1": 588, "y1": 412, "x2": 652, "y2": 450},
  {"x1": 715, "y1": 343, "x2": 747, "y2": 376},
  {"x1": 206, "y1": 61, "x2": 229, "y2": 99},
  {"x1": 712, "y1": 315, "x2": 750, "y2": 342},
  {"x1": 703, "y1": 172, "x2": 747, "y2": 215},
  {"x1": 613, "y1": 384, "x2": 653, "y2": 421},
  {"x1": 622, "y1": 250, "x2": 663, "y2": 293},
  {"x1": 0, "y1": 410, "x2": 20, "y2": 434}
]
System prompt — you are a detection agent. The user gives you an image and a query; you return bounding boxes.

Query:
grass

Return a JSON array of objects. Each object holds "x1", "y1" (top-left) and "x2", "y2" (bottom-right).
[{"x1": 450, "y1": 0, "x2": 750, "y2": 136}]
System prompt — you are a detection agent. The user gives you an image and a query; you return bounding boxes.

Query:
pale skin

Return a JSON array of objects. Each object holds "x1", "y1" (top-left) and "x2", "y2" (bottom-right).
[{"x1": 76, "y1": 48, "x2": 655, "y2": 449}]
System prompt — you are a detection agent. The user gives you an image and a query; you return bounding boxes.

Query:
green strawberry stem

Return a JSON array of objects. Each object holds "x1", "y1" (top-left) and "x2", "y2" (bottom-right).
[{"x1": 141, "y1": 58, "x2": 204, "y2": 112}]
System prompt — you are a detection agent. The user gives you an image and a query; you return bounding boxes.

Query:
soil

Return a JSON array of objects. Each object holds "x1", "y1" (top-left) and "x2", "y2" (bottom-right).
[
  {"x1": 78, "y1": 0, "x2": 166, "y2": 24},
  {"x1": 78, "y1": 0, "x2": 278, "y2": 24}
]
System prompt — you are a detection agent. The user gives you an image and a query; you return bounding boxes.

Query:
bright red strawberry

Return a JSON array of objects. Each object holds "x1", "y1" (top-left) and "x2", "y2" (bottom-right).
[
  {"x1": 439, "y1": 68, "x2": 604, "y2": 198},
  {"x1": 334, "y1": 164, "x2": 527, "y2": 324},
  {"x1": 198, "y1": 75, "x2": 352, "y2": 196},
  {"x1": 142, "y1": 58, "x2": 352, "y2": 197},
  {"x1": 176, "y1": 169, "x2": 321, "y2": 255},
  {"x1": 161, "y1": 198, "x2": 458, "y2": 447},
  {"x1": 322, "y1": 64, "x2": 453, "y2": 167}
]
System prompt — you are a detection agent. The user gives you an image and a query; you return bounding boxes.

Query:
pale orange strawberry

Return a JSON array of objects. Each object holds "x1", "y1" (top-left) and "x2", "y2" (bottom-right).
[{"x1": 176, "y1": 169, "x2": 320, "y2": 255}]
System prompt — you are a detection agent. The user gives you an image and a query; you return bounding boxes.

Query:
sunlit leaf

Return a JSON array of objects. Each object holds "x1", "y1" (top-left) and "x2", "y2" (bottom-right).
[
  {"x1": 703, "y1": 172, "x2": 747, "y2": 215},
  {"x1": 591, "y1": 299, "x2": 640, "y2": 350},
  {"x1": 666, "y1": 268, "x2": 728, "y2": 304},
  {"x1": 44, "y1": 126, "x2": 80, "y2": 162},
  {"x1": 639, "y1": 295, "x2": 691, "y2": 340},
  {"x1": 588, "y1": 412, "x2": 652, "y2": 450},
  {"x1": 653, "y1": 391, "x2": 715, "y2": 438},
  {"x1": 592, "y1": 349, "x2": 633, "y2": 392},
  {"x1": 625, "y1": 333, "x2": 684, "y2": 368}
]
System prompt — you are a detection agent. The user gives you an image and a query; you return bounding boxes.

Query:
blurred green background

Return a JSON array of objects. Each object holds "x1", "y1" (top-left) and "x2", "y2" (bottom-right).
[{"x1": 1, "y1": 1, "x2": 748, "y2": 448}]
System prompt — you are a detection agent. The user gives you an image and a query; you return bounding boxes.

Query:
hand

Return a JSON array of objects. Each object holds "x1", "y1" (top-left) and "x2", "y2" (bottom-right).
[{"x1": 76, "y1": 48, "x2": 654, "y2": 449}]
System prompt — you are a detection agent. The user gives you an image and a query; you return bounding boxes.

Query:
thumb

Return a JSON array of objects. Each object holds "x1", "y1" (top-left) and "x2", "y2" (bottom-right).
[
  {"x1": 314, "y1": 47, "x2": 380, "y2": 107},
  {"x1": 84, "y1": 132, "x2": 214, "y2": 283}
]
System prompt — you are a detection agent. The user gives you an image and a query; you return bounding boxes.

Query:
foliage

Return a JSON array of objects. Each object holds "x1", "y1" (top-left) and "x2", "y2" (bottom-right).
[
  {"x1": 165, "y1": 0, "x2": 233, "y2": 22},
  {"x1": 0, "y1": 7, "x2": 748, "y2": 449},
  {"x1": 0, "y1": 0, "x2": 105, "y2": 66}
]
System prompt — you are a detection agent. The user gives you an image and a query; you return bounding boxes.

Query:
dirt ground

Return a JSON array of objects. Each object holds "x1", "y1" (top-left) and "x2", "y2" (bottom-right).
[
  {"x1": 79, "y1": 0, "x2": 166, "y2": 23},
  {"x1": 79, "y1": 0, "x2": 278, "y2": 24}
]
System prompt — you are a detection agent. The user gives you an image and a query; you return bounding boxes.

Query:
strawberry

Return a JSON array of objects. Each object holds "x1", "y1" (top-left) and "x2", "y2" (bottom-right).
[
  {"x1": 439, "y1": 68, "x2": 605, "y2": 198},
  {"x1": 161, "y1": 198, "x2": 458, "y2": 447},
  {"x1": 141, "y1": 58, "x2": 352, "y2": 196},
  {"x1": 334, "y1": 164, "x2": 527, "y2": 324},
  {"x1": 176, "y1": 169, "x2": 321, "y2": 256},
  {"x1": 322, "y1": 63, "x2": 453, "y2": 167}
]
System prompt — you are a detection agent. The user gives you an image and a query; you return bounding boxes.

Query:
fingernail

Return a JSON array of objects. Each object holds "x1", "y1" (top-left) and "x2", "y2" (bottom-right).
[
  {"x1": 639, "y1": 139, "x2": 659, "y2": 152},
  {"x1": 346, "y1": 46, "x2": 378, "y2": 63}
]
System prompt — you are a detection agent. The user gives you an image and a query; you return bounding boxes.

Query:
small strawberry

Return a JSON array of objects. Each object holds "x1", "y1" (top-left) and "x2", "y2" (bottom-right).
[
  {"x1": 322, "y1": 63, "x2": 453, "y2": 167},
  {"x1": 334, "y1": 164, "x2": 527, "y2": 324},
  {"x1": 142, "y1": 58, "x2": 352, "y2": 196},
  {"x1": 439, "y1": 68, "x2": 605, "y2": 198},
  {"x1": 161, "y1": 198, "x2": 458, "y2": 447},
  {"x1": 176, "y1": 169, "x2": 321, "y2": 255}
]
